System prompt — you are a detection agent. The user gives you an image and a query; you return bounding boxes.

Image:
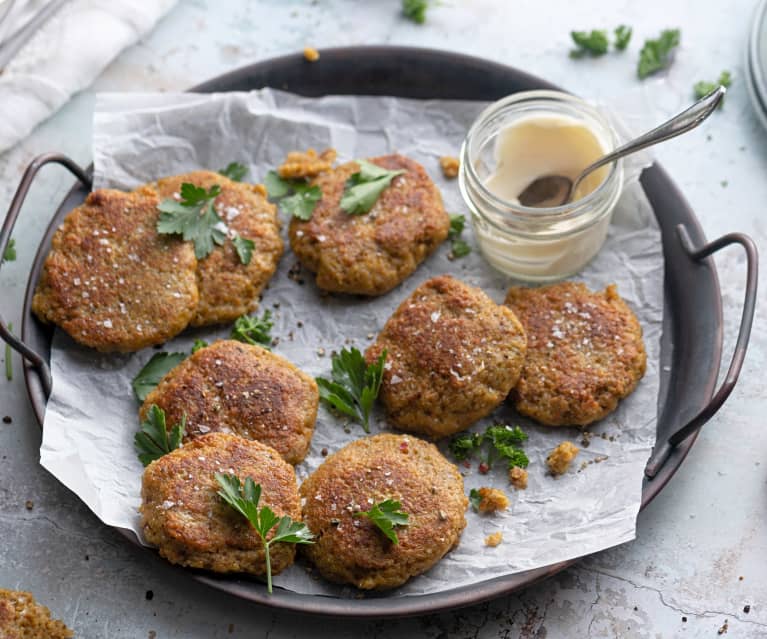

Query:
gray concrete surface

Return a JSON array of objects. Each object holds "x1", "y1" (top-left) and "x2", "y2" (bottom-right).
[{"x1": 0, "y1": 1, "x2": 764, "y2": 637}]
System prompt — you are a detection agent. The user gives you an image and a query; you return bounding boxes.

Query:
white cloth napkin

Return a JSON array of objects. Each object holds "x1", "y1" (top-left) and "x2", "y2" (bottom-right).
[{"x1": 0, "y1": 0, "x2": 177, "y2": 154}]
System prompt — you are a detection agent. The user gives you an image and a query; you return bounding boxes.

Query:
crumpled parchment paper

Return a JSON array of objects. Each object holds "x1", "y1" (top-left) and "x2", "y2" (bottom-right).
[{"x1": 40, "y1": 88, "x2": 662, "y2": 597}]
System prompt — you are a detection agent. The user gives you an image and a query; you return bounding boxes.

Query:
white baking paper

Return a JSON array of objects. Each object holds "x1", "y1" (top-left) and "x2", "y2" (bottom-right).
[{"x1": 40, "y1": 89, "x2": 662, "y2": 597}]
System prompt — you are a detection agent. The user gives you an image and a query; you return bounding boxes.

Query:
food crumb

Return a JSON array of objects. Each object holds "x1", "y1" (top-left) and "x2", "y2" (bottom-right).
[
  {"x1": 321, "y1": 447, "x2": 328, "y2": 457},
  {"x1": 252, "y1": 183, "x2": 267, "y2": 197},
  {"x1": 278, "y1": 148, "x2": 336, "y2": 178},
  {"x1": 303, "y1": 46, "x2": 320, "y2": 62},
  {"x1": 484, "y1": 531, "x2": 503, "y2": 547},
  {"x1": 718, "y1": 619, "x2": 729, "y2": 634},
  {"x1": 476, "y1": 487, "x2": 509, "y2": 513},
  {"x1": 24, "y1": 500, "x2": 33, "y2": 510},
  {"x1": 547, "y1": 441, "x2": 579, "y2": 475},
  {"x1": 439, "y1": 156, "x2": 460, "y2": 179},
  {"x1": 743, "y1": 604, "x2": 751, "y2": 614},
  {"x1": 682, "y1": 616, "x2": 687, "y2": 623},
  {"x1": 148, "y1": 632, "x2": 156, "y2": 639},
  {"x1": 145, "y1": 590, "x2": 153, "y2": 601},
  {"x1": 2, "y1": 415, "x2": 10, "y2": 424},
  {"x1": 508, "y1": 466, "x2": 528, "y2": 490}
]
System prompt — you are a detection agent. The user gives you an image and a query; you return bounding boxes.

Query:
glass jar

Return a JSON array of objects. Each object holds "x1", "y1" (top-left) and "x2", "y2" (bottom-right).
[{"x1": 459, "y1": 90, "x2": 624, "y2": 282}]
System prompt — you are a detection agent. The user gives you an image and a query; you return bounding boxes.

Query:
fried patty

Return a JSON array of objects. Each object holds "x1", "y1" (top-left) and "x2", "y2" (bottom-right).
[
  {"x1": 366, "y1": 275, "x2": 527, "y2": 438},
  {"x1": 140, "y1": 340, "x2": 318, "y2": 464},
  {"x1": 505, "y1": 282, "x2": 647, "y2": 426},
  {"x1": 32, "y1": 188, "x2": 198, "y2": 352},
  {"x1": 140, "y1": 433, "x2": 301, "y2": 576},
  {"x1": 300, "y1": 433, "x2": 467, "y2": 590},
  {"x1": 288, "y1": 154, "x2": 449, "y2": 295},
  {"x1": 0, "y1": 589, "x2": 72, "y2": 639},
  {"x1": 149, "y1": 171, "x2": 283, "y2": 326}
]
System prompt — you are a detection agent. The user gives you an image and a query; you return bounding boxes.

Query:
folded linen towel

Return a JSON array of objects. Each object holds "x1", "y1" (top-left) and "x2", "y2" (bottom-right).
[{"x1": 0, "y1": 0, "x2": 177, "y2": 154}]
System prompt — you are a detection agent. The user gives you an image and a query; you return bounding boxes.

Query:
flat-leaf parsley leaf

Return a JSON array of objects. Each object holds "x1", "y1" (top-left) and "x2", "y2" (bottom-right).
[
  {"x1": 157, "y1": 183, "x2": 226, "y2": 260},
  {"x1": 134, "y1": 404, "x2": 185, "y2": 466},
  {"x1": 637, "y1": 29, "x2": 680, "y2": 79},
  {"x1": 570, "y1": 29, "x2": 609, "y2": 57},
  {"x1": 614, "y1": 25, "x2": 632, "y2": 51},
  {"x1": 215, "y1": 473, "x2": 314, "y2": 593},
  {"x1": 402, "y1": 0, "x2": 428, "y2": 24},
  {"x1": 232, "y1": 234, "x2": 255, "y2": 265},
  {"x1": 316, "y1": 347, "x2": 386, "y2": 433},
  {"x1": 3, "y1": 239, "x2": 16, "y2": 262},
  {"x1": 132, "y1": 351, "x2": 187, "y2": 401},
  {"x1": 219, "y1": 162, "x2": 249, "y2": 182},
  {"x1": 340, "y1": 160, "x2": 405, "y2": 215},
  {"x1": 354, "y1": 498, "x2": 409, "y2": 544},
  {"x1": 694, "y1": 70, "x2": 732, "y2": 103},
  {"x1": 264, "y1": 170, "x2": 322, "y2": 221}
]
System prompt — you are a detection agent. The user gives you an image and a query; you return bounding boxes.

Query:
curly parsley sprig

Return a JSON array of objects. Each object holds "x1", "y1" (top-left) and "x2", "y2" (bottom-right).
[
  {"x1": 231, "y1": 310, "x2": 273, "y2": 349},
  {"x1": 448, "y1": 424, "x2": 529, "y2": 471},
  {"x1": 215, "y1": 473, "x2": 314, "y2": 593}
]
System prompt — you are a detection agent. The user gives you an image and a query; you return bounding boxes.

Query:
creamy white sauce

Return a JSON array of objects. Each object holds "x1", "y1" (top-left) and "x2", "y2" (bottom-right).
[
  {"x1": 486, "y1": 114, "x2": 609, "y2": 204},
  {"x1": 473, "y1": 113, "x2": 618, "y2": 281}
]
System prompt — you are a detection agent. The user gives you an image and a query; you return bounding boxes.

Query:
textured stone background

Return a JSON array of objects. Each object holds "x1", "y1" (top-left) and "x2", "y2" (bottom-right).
[{"x1": 0, "y1": 1, "x2": 764, "y2": 637}]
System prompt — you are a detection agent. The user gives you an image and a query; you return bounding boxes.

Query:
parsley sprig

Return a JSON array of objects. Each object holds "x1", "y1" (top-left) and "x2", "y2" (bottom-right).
[
  {"x1": 354, "y1": 498, "x2": 409, "y2": 543},
  {"x1": 132, "y1": 352, "x2": 187, "y2": 401},
  {"x1": 3, "y1": 239, "x2": 16, "y2": 262},
  {"x1": 134, "y1": 404, "x2": 185, "y2": 466},
  {"x1": 694, "y1": 70, "x2": 732, "y2": 103},
  {"x1": 340, "y1": 160, "x2": 405, "y2": 215},
  {"x1": 402, "y1": 0, "x2": 428, "y2": 24},
  {"x1": 316, "y1": 347, "x2": 387, "y2": 433},
  {"x1": 448, "y1": 213, "x2": 471, "y2": 259},
  {"x1": 219, "y1": 162, "x2": 249, "y2": 182},
  {"x1": 448, "y1": 424, "x2": 529, "y2": 471},
  {"x1": 157, "y1": 183, "x2": 226, "y2": 259},
  {"x1": 264, "y1": 171, "x2": 322, "y2": 221},
  {"x1": 231, "y1": 310, "x2": 273, "y2": 349},
  {"x1": 570, "y1": 25, "x2": 632, "y2": 58},
  {"x1": 215, "y1": 473, "x2": 314, "y2": 593},
  {"x1": 637, "y1": 29, "x2": 680, "y2": 79},
  {"x1": 614, "y1": 25, "x2": 632, "y2": 51}
]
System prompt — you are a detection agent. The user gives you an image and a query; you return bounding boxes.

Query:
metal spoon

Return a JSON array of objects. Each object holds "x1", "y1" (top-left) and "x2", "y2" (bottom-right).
[{"x1": 517, "y1": 86, "x2": 726, "y2": 208}]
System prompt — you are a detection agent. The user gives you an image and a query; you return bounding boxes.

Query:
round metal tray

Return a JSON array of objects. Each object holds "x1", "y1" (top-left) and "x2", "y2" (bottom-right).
[{"x1": 0, "y1": 46, "x2": 757, "y2": 618}]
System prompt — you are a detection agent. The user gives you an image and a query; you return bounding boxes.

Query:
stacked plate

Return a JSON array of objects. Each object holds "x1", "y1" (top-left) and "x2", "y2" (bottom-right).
[{"x1": 747, "y1": 0, "x2": 767, "y2": 128}]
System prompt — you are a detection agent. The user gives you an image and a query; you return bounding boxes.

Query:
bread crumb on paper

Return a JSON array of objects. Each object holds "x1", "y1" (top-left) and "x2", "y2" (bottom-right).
[
  {"x1": 439, "y1": 155, "x2": 459, "y2": 179},
  {"x1": 509, "y1": 465, "x2": 528, "y2": 490},
  {"x1": 547, "y1": 441, "x2": 579, "y2": 475},
  {"x1": 278, "y1": 148, "x2": 336, "y2": 179},
  {"x1": 476, "y1": 487, "x2": 509, "y2": 513},
  {"x1": 485, "y1": 531, "x2": 503, "y2": 547}
]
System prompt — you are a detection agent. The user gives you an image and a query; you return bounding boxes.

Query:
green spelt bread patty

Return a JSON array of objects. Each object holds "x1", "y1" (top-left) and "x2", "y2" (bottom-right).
[
  {"x1": 140, "y1": 433, "x2": 301, "y2": 575},
  {"x1": 366, "y1": 275, "x2": 527, "y2": 438},
  {"x1": 147, "y1": 170, "x2": 283, "y2": 327},
  {"x1": 32, "y1": 187, "x2": 198, "y2": 352},
  {"x1": 300, "y1": 433, "x2": 467, "y2": 590},
  {"x1": 505, "y1": 281, "x2": 647, "y2": 426},
  {"x1": 288, "y1": 154, "x2": 450, "y2": 296},
  {"x1": 140, "y1": 340, "x2": 318, "y2": 465}
]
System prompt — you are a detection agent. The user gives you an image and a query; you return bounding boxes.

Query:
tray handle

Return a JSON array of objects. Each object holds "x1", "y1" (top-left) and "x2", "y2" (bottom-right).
[
  {"x1": 0, "y1": 152, "x2": 92, "y2": 398},
  {"x1": 645, "y1": 224, "x2": 759, "y2": 478}
]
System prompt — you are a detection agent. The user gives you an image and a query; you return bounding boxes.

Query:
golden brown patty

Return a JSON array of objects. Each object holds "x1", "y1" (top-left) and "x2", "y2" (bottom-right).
[
  {"x1": 140, "y1": 340, "x2": 318, "y2": 464},
  {"x1": 505, "y1": 282, "x2": 647, "y2": 426},
  {"x1": 149, "y1": 171, "x2": 283, "y2": 326},
  {"x1": 140, "y1": 433, "x2": 301, "y2": 575},
  {"x1": 300, "y1": 433, "x2": 467, "y2": 590},
  {"x1": 32, "y1": 188, "x2": 198, "y2": 352},
  {"x1": 0, "y1": 589, "x2": 72, "y2": 639},
  {"x1": 288, "y1": 154, "x2": 449, "y2": 296},
  {"x1": 366, "y1": 275, "x2": 527, "y2": 438}
]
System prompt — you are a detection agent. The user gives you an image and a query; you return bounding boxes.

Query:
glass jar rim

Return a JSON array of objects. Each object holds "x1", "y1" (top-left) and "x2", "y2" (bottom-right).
[{"x1": 462, "y1": 90, "x2": 620, "y2": 221}]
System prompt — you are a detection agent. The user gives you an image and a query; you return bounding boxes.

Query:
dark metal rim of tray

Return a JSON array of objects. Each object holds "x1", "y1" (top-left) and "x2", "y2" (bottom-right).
[{"x1": 0, "y1": 46, "x2": 758, "y2": 619}]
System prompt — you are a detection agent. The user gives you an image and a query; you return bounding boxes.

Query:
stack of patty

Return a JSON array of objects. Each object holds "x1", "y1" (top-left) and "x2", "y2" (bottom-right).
[{"x1": 33, "y1": 171, "x2": 282, "y2": 352}]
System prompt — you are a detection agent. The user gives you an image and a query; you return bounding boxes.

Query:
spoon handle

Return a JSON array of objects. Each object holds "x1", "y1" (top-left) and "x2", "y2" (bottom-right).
[{"x1": 571, "y1": 86, "x2": 726, "y2": 195}]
